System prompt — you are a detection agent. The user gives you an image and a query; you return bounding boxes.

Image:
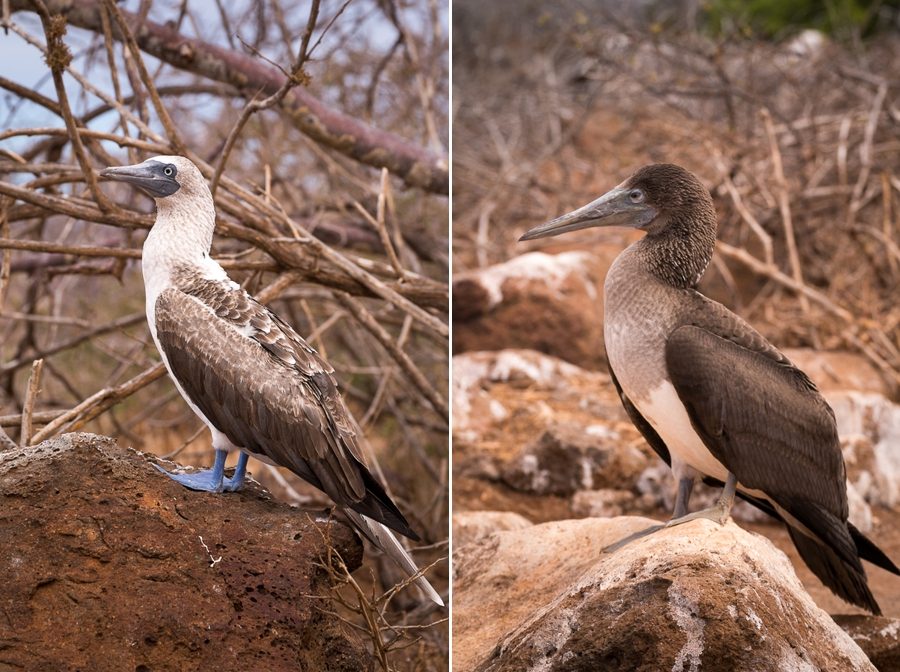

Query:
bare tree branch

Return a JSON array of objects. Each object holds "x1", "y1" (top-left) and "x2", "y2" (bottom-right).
[{"x1": 10, "y1": 0, "x2": 448, "y2": 193}]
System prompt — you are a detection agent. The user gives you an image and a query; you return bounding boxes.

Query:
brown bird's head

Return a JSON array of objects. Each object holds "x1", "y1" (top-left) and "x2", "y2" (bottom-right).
[
  {"x1": 520, "y1": 163, "x2": 716, "y2": 241},
  {"x1": 520, "y1": 164, "x2": 718, "y2": 288}
]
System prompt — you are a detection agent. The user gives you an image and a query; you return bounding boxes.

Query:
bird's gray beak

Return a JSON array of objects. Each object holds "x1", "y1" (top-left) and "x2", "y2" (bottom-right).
[
  {"x1": 519, "y1": 187, "x2": 656, "y2": 241},
  {"x1": 99, "y1": 162, "x2": 180, "y2": 198}
]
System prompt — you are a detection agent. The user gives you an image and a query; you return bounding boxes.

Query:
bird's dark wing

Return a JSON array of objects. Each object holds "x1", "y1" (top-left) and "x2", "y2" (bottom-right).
[
  {"x1": 154, "y1": 282, "x2": 417, "y2": 540},
  {"x1": 663, "y1": 322, "x2": 891, "y2": 611},
  {"x1": 664, "y1": 323, "x2": 846, "y2": 520}
]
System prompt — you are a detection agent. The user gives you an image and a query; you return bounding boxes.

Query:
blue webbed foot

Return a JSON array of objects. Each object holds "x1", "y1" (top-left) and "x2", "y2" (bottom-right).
[
  {"x1": 154, "y1": 450, "x2": 249, "y2": 493},
  {"x1": 153, "y1": 463, "x2": 226, "y2": 492},
  {"x1": 224, "y1": 452, "x2": 249, "y2": 492}
]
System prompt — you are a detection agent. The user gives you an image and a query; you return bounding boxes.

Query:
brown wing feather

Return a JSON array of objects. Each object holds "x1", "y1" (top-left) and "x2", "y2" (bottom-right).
[
  {"x1": 154, "y1": 284, "x2": 417, "y2": 539},
  {"x1": 665, "y1": 323, "x2": 846, "y2": 519},
  {"x1": 663, "y1": 324, "x2": 890, "y2": 611},
  {"x1": 689, "y1": 292, "x2": 814, "y2": 379}
]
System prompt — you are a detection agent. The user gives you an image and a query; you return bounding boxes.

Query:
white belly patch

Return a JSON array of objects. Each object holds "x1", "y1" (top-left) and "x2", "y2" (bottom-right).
[
  {"x1": 638, "y1": 381, "x2": 770, "y2": 500},
  {"x1": 641, "y1": 381, "x2": 729, "y2": 481}
]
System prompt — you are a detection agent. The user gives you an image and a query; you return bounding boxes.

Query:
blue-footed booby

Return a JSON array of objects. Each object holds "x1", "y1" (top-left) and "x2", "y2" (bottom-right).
[
  {"x1": 520, "y1": 163, "x2": 899, "y2": 614},
  {"x1": 100, "y1": 156, "x2": 442, "y2": 605}
]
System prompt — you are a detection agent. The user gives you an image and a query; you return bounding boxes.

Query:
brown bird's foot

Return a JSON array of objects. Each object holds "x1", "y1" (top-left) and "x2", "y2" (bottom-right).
[
  {"x1": 602, "y1": 473, "x2": 737, "y2": 553},
  {"x1": 601, "y1": 522, "x2": 667, "y2": 553},
  {"x1": 665, "y1": 472, "x2": 737, "y2": 528}
]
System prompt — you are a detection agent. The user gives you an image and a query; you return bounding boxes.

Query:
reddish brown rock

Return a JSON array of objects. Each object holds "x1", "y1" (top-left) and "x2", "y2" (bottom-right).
[
  {"x1": 0, "y1": 433, "x2": 370, "y2": 672},
  {"x1": 452, "y1": 251, "x2": 612, "y2": 369},
  {"x1": 834, "y1": 614, "x2": 900, "y2": 672},
  {"x1": 501, "y1": 423, "x2": 647, "y2": 497}
]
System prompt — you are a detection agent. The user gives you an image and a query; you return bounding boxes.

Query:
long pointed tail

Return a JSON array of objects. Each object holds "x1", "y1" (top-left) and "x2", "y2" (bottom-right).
[
  {"x1": 344, "y1": 509, "x2": 444, "y2": 606},
  {"x1": 785, "y1": 524, "x2": 881, "y2": 614},
  {"x1": 848, "y1": 522, "x2": 900, "y2": 576}
]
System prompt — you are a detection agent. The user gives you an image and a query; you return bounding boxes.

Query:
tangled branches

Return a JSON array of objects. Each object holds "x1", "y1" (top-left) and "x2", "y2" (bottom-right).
[{"x1": 0, "y1": 1, "x2": 447, "y2": 667}]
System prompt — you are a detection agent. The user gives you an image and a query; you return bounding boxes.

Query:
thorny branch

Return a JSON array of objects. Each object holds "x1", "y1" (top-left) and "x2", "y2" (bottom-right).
[
  {"x1": 9, "y1": 0, "x2": 449, "y2": 193},
  {"x1": 312, "y1": 520, "x2": 448, "y2": 672},
  {"x1": 209, "y1": 0, "x2": 321, "y2": 198}
]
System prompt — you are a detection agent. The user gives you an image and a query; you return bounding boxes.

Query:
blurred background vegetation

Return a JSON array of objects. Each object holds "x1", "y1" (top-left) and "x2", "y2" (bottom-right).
[
  {"x1": 453, "y1": 0, "x2": 900, "y2": 395},
  {"x1": 702, "y1": 0, "x2": 900, "y2": 40}
]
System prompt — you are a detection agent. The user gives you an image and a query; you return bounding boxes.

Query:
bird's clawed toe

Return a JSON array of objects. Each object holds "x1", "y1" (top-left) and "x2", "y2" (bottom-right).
[
  {"x1": 153, "y1": 463, "x2": 225, "y2": 493},
  {"x1": 602, "y1": 523, "x2": 667, "y2": 553},
  {"x1": 665, "y1": 504, "x2": 731, "y2": 529}
]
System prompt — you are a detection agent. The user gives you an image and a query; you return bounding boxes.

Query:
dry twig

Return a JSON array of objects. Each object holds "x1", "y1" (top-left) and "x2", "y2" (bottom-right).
[{"x1": 19, "y1": 358, "x2": 44, "y2": 445}]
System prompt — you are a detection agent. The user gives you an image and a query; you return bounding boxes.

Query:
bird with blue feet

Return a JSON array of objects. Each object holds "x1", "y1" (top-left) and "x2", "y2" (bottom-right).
[
  {"x1": 520, "y1": 163, "x2": 899, "y2": 615},
  {"x1": 100, "y1": 156, "x2": 443, "y2": 606}
]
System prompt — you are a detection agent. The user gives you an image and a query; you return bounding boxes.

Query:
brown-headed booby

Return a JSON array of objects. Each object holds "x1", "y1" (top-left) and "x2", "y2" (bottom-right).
[
  {"x1": 100, "y1": 156, "x2": 442, "y2": 605},
  {"x1": 520, "y1": 163, "x2": 898, "y2": 614}
]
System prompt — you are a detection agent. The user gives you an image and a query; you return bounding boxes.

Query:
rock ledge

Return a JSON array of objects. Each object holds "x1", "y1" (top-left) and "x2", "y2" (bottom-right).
[
  {"x1": 0, "y1": 432, "x2": 368, "y2": 672},
  {"x1": 453, "y1": 515, "x2": 876, "y2": 672}
]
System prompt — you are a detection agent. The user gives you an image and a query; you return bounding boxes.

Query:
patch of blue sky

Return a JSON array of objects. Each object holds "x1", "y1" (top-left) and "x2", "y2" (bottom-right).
[{"x1": 0, "y1": 0, "x2": 445, "y2": 163}]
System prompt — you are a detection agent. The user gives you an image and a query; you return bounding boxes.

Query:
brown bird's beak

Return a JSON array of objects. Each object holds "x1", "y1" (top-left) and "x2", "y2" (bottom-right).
[{"x1": 519, "y1": 186, "x2": 656, "y2": 241}]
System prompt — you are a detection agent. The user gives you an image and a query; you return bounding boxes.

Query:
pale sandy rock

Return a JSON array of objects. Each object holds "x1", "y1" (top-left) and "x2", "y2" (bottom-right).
[
  {"x1": 571, "y1": 488, "x2": 635, "y2": 517},
  {"x1": 452, "y1": 511, "x2": 533, "y2": 548},
  {"x1": 847, "y1": 481, "x2": 874, "y2": 533},
  {"x1": 829, "y1": 391, "x2": 900, "y2": 508},
  {"x1": 501, "y1": 423, "x2": 647, "y2": 497},
  {"x1": 452, "y1": 349, "x2": 586, "y2": 442},
  {"x1": 453, "y1": 517, "x2": 876, "y2": 672},
  {"x1": 457, "y1": 251, "x2": 599, "y2": 312}
]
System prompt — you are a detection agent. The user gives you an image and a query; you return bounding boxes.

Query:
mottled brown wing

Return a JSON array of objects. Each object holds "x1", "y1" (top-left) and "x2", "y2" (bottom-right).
[
  {"x1": 183, "y1": 277, "x2": 363, "y2": 454},
  {"x1": 154, "y1": 285, "x2": 417, "y2": 539}
]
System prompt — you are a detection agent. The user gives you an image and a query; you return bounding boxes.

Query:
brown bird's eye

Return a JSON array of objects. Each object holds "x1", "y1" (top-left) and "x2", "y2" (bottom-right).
[
  {"x1": 164, "y1": 166, "x2": 174, "y2": 176},
  {"x1": 629, "y1": 189, "x2": 644, "y2": 203}
]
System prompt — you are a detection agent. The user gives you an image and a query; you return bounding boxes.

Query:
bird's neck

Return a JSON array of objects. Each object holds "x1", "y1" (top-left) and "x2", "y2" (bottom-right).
[
  {"x1": 144, "y1": 191, "x2": 216, "y2": 262},
  {"x1": 636, "y1": 215, "x2": 716, "y2": 290},
  {"x1": 142, "y1": 191, "x2": 224, "y2": 298}
]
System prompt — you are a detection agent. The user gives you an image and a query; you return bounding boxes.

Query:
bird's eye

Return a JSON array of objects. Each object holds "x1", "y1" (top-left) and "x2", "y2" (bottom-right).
[
  {"x1": 629, "y1": 189, "x2": 644, "y2": 203},
  {"x1": 164, "y1": 166, "x2": 174, "y2": 177}
]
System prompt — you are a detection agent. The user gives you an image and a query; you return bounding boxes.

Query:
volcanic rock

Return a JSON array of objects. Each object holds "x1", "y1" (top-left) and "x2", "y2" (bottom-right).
[
  {"x1": 834, "y1": 614, "x2": 900, "y2": 672},
  {"x1": 501, "y1": 423, "x2": 647, "y2": 497},
  {"x1": 452, "y1": 251, "x2": 611, "y2": 369},
  {"x1": 0, "y1": 433, "x2": 369, "y2": 672}
]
